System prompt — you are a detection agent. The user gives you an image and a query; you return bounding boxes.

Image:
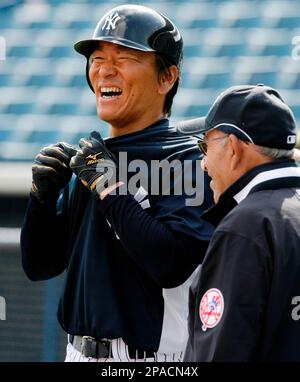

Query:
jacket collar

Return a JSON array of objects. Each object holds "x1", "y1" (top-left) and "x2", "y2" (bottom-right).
[{"x1": 202, "y1": 159, "x2": 300, "y2": 227}]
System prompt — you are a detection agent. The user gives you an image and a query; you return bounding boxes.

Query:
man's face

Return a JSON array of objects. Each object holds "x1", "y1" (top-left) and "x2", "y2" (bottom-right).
[
  {"x1": 201, "y1": 129, "x2": 231, "y2": 203},
  {"x1": 88, "y1": 42, "x2": 163, "y2": 131}
]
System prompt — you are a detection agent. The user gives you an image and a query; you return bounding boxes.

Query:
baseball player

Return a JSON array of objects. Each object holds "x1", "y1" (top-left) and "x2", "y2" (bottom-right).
[
  {"x1": 177, "y1": 84, "x2": 300, "y2": 361},
  {"x1": 21, "y1": 4, "x2": 214, "y2": 362}
]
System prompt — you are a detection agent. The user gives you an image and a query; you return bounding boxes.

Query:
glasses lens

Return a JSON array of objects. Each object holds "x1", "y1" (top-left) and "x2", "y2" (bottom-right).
[{"x1": 197, "y1": 140, "x2": 207, "y2": 155}]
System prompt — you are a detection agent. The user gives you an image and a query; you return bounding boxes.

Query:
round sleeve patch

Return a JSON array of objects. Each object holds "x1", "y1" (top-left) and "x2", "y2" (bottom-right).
[{"x1": 199, "y1": 288, "x2": 224, "y2": 331}]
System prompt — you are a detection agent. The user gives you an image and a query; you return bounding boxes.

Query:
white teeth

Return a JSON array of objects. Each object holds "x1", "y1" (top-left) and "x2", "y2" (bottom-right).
[{"x1": 100, "y1": 87, "x2": 122, "y2": 93}]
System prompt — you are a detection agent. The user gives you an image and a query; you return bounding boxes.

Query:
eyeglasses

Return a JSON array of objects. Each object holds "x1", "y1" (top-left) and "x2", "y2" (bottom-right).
[{"x1": 197, "y1": 135, "x2": 229, "y2": 155}]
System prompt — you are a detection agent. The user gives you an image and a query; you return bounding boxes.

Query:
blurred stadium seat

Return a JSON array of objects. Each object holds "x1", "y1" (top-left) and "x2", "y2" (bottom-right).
[
  {"x1": 231, "y1": 56, "x2": 279, "y2": 87},
  {"x1": 0, "y1": 0, "x2": 299, "y2": 364},
  {"x1": 0, "y1": 0, "x2": 299, "y2": 162},
  {"x1": 218, "y1": 2, "x2": 262, "y2": 28}
]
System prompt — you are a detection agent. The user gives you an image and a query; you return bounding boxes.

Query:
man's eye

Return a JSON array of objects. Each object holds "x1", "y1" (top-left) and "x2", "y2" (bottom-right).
[{"x1": 91, "y1": 57, "x2": 104, "y2": 63}]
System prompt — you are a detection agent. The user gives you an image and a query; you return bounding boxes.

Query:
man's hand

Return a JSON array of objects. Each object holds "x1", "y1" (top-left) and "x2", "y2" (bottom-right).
[
  {"x1": 70, "y1": 131, "x2": 117, "y2": 194},
  {"x1": 31, "y1": 142, "x2": 78, "y2": 203}
]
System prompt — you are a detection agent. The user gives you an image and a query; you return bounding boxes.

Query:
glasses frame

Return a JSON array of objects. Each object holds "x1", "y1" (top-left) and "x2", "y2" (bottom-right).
[{"x1": 197, "y1": 134, "x2": 229, "y2": 155}]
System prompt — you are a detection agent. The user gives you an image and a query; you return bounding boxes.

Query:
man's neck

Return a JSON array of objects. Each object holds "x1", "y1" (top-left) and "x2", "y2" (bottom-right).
[{"x1": 109, "y1": 113, "x2": 167, "y2": 138}]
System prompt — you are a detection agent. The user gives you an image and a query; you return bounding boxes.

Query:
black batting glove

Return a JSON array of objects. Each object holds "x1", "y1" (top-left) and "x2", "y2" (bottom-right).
[
  {"x1": 70, "y1": 131, "x2": 117, "y2": 194},
  {"x1": 31, "y1": 142, "x2": 78, "y2": 203}
]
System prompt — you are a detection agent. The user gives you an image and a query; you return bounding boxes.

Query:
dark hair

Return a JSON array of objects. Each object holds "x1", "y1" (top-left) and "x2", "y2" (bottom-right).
[{"x1": 155, "y1": 54, "x2": 180, "y2": 117}]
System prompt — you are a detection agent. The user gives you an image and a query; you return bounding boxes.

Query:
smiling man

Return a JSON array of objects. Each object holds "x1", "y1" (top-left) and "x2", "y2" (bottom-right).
[
  {"x1": 88, "y1": 42, "x2": 175, "y2": 137},
  {"x1": 177, "y1": 84, "x2": 300, "y2": 361},
  {"x1": 20, "y1": 5, "x2": 214, "y2": 362}
]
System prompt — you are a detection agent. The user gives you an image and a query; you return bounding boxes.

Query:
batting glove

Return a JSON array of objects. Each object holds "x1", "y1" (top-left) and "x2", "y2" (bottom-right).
[
  {"x1": 31, "y1": 142, "x2": 78, "y2": 203},
  {"x1": 69, "y1": 131, "x2": 117, "y2": 194}
]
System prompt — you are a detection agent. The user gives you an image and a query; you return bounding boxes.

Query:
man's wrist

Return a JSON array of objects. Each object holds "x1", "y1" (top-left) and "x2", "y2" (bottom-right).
[{"x1": 97, "y1": 181, "x2": 124, "y2": 200}]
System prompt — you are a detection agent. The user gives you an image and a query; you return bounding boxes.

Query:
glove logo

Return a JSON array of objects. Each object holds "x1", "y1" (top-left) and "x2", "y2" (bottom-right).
[
  {"x1": 101, "y1": 12, "x2": 121, "y2": 31},
  {"x1": 199, "y1": 288, "x2": 224, "y2": 332},
  {"x1": 86, "y1": 153, "x2": 103, "y2": 166}
]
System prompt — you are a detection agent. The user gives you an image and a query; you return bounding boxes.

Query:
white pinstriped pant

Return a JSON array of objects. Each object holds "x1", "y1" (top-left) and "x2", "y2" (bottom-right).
[{"x1": 65, "y1": 337, "x2": 184, "y2": 362}]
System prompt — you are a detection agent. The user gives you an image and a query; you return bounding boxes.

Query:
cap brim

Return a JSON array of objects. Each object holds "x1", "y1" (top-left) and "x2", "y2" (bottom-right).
[
  {"x1": 175, "y1": 117, "x2": 208, "y2": 135},
  {"x1": 74, "y1": 38, "x2": 155, "y2": 57}
]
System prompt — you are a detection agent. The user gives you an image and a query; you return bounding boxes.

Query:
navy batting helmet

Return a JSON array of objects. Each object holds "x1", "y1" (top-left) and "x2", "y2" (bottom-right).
[{"x1": 74, "y1": 4, "x2": 183, "y2": 91}]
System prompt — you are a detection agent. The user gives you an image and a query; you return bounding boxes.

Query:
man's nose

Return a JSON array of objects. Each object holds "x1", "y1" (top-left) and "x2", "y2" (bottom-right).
[{"x1": 98, "y1": 60, "x2": 117, "y2": 77}]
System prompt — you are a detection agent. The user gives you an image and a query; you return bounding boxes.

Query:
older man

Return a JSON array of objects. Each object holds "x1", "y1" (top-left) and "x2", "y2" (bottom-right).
[
  {"x1": 177, "y1": 84, "x2": 300, "y2": 361},
  {"x1": 21, "y1": 4, "x2": 214, "y2": 362}
]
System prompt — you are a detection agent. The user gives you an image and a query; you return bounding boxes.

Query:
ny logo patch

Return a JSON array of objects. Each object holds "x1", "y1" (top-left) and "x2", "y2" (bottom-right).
[
  {"x1": 102, "y1": 12, "x2": 121, "y2": 31},
  {"x1": 199, "y1": 288, "x2": 224, "y2": 331}
]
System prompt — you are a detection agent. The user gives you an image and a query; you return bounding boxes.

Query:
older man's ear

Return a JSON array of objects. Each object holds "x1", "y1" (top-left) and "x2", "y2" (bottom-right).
[{"x1": 227, "y1": 134, "x2": 243, "y2": 171}]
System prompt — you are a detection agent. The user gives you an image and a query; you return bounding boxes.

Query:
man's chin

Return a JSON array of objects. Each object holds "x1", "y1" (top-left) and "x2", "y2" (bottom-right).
[{"x1": 97, "y1": 109, "x2": 115, "y2": 123}]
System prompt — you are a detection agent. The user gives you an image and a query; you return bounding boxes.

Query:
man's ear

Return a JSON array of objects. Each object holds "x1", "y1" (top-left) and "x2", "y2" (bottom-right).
[
  {"x1": 228, "y1": 134, "x2": 244, "y2": 171},
  {"x1": 157, "y1": 65, "x2": 178, "y2": 95}
]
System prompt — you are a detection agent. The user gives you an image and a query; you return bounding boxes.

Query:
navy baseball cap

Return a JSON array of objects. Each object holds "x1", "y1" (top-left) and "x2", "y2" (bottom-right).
[{"x1": 176, "y1": 84, "x2": 298, "y2": 150}]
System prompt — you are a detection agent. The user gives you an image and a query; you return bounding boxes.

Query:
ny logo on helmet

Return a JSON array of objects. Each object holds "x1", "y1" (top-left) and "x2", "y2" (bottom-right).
[{"x1": 102, "y1": 12, "x2": 121, "y2": 31}]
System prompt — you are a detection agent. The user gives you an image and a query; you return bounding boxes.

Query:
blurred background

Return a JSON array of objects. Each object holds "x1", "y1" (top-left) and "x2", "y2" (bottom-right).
[{"x1": 0, "y1": 0, "x2": 300, "y2": 361}]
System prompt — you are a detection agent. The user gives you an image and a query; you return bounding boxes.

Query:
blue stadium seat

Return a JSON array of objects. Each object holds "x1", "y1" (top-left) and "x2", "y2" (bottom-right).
[
  {"x1": 9, "y1": 46, "x2": 32, "y2": 57},
  {"x1": 181, "y1": 27, "x2": 206, "y2": 58},
  {"x1": 0, "y1": 74, "x2": 11, "y2": 86},
  {"x1": 0, "y1": 129, "x2": 12, "y2": 141},
  {"x1": 25, "y1": 74, "x2": 54, "y2": 87},
  {"x1": 67, "y1": 21, "x2": 94, "y2": 29},
  {"x1": 269, "y1": 89, "x2": 300, "y2": 122},
  {"x1": 0, "y1": 0, "x2": 299, "y2": 162},
  {"x1": 173, "y1": 88, "x2": 217, "y2": 119},
  {"x1": 172, "y1": 2, "x2": 217, "y2": 29},
  {"x1": 183, "y1": 45, "x2": 203, "y2": 59},
  {"x1": 218, "y1": 1, "x2": 262, "y2": 28},
  {"x1": 189, "y1": 18, "x2": 217, "y2": 29},
  {"x1": 201, "y1": 73, "x2": 231, "y2": 89},
  {"x1": 232, "y1": 18, "x2": 261, "y2": 28},
  {"x1": 27, "y1": 130, "x2": 60, "y2": 144},
  {"x1": 49, "y1": 102, "x2": 77, "y2": 115},
  {"x1": 185, "y1": 104, "x2": 210, "y2": 118},
  {"x1": 5, "y1": 103, "x2": 34, "y2": 114},
  {"x1": 182, "y1": 57, "x2": 232, "y2": 89},
  {"x1": 277, "y1": 17, "x2": 300, "y2": 28},
  {"x1": 277, "y1": 59, "x2": 300, "y2": 89},
  {"x1": 200, "y1": 28, "x2": 247, "y2": 57},
  {"x1": 261, "y1": 45, "x2": 291, "y2": 56},
  {"x1": 68, "y1": 74, "x2": 87, "y2": 88},
  {"x1": 0, "y1": 4, "x2": 16, "y2": 29},
  {"x1": 47, "y1": 46, "x2": 74, "y2": 58},
  {"x1": 248, "y1": 72, "x2": 278, "y2": 86},
  {"x1": 262, "y1": 2, "x2": 300, "y2": 28},
  {"x1": 232, "y1": 57, "x2": 279, "y2": 88},
  {"x1": 247, "y1": 29, "x2": 293, "y2": 57},
  {"x1": 12, "y1": 2, "x2": 53, "y2": 29},
  {"x1": 281, "y1": 74, "x2": 300, "y2": 89}
]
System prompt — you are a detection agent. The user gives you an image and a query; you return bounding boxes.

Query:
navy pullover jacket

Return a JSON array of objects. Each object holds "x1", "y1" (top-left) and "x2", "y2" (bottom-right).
[{"x1": 21, "y1": 119, "x2": 214, "y2": 352}]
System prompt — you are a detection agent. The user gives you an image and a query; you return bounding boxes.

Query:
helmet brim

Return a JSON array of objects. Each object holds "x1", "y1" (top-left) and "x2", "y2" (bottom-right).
[{"x1": 74, "y1": 37, "x2": 155, "y2": 57}]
